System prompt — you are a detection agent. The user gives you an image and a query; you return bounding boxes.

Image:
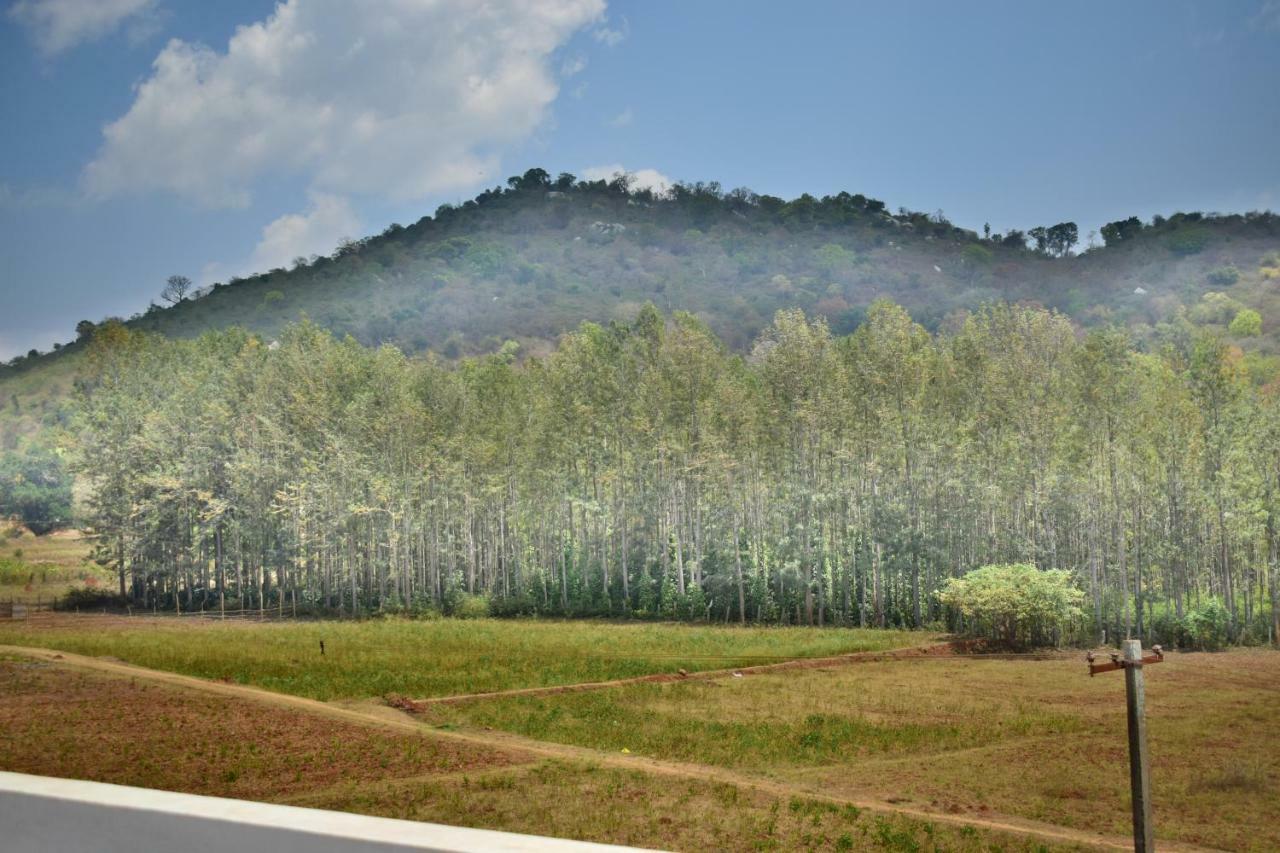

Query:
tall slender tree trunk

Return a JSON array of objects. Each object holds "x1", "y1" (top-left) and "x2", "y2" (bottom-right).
[{"x1": 734, "y1": 511, "x2": 746, "y2": 624}]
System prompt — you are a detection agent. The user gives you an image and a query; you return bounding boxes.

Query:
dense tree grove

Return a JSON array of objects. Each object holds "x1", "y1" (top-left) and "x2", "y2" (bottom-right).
[
  {"x1": 72, "y1": 301, "x2": 1280, "y2": 644},
  {"x1": 0, "y1": 443, "x2": 72, "y2": 534}
]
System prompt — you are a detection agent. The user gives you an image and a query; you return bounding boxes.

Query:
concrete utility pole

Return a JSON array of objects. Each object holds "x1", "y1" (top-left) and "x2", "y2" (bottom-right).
[
  {"x1": 1088, "y1": 639, "x2": 1162, "y2": 852},
  {"x1": 1123, "y1": 640, "x2": 1153, "y2": 853}
]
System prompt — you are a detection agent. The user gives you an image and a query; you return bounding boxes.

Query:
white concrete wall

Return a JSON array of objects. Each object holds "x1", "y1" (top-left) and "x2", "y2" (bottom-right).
[{"x1": 0, "y1": 771, "x2": 651, "y2": 853}]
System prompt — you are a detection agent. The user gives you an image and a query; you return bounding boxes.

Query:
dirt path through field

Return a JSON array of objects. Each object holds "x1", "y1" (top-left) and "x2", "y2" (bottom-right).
[
  {"x1": 0, "y1": 643, "x2": 1213, "y2": 853},
  {"x1": 408, "y1": 640, "x2": 961, "y2": 706}
]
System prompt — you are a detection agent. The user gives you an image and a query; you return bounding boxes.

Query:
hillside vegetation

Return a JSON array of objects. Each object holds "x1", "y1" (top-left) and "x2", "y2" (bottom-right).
[
  {"x1": 4, "y1": 167, "x2": 1280, "y2": 451},
  {"x1": 53, "y1": 301, "x2": 1280, "y2": 645},
  {"x1": 2, "y1": 171, "x2": 1279, "y2": 644}
]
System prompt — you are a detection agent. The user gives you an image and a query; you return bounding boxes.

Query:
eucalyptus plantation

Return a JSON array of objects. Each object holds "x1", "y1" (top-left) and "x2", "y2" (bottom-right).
[{"x1": 73, "y1": 301, "x2": 1280, "y2": 644}]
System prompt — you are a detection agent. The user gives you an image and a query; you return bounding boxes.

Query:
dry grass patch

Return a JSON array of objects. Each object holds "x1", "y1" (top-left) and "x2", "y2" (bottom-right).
[
  {"x1": 0, "y1": 658, "x2": 518, "y2": 800},
  {"x1": 0, "y1": 528, "x2": 94, "y2": 568},
  {"x1": 434, "y1": 650, "x2": 1280, "y2": 851},
  {"x1": 0, "y1": 530, "x2": 111, "y2": 604},
  {"x1": 0, "y1": 654, "x2": 1077, "y2": 851},
  {"x1": 308, "y1": 758, "x2": 1080, "y2": 852}
]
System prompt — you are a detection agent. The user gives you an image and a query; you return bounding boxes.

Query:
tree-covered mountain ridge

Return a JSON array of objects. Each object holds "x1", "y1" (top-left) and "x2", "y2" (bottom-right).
[{"x1": 4, "y1": 166, "x2": 1280, "y2": 447}]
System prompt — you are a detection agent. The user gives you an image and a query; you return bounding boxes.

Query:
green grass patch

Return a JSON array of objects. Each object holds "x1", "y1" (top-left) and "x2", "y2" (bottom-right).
[
  {"x1": 0, "y1": 533, "x2": 113, "y2": 604},
  {"x1": 0, "y1": 618, "x2": 921, "y2": 700},
  {"x1": 425, "y1": 653, "x2": 1280, "y2": 850},
  {"x1": 0, "y1": 557, "x2": 94, "y2": 587},
  {"x1": 432, "y1": 671, "x2": 1086, "y2": 771}
]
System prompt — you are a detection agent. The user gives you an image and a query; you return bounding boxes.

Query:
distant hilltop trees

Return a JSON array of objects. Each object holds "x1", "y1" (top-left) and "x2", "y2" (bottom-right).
[{"x1": 2, "y1": 169, "x2": 1277, "y2": 462}]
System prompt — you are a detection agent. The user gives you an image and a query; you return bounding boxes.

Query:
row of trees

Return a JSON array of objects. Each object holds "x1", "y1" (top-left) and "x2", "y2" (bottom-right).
[
  {"x1": 982, "y1": 222, "x2": 1078, "y2": 256},
  {"x1": 74, "y1": 302, "x2": 1279, "y2": 643}
]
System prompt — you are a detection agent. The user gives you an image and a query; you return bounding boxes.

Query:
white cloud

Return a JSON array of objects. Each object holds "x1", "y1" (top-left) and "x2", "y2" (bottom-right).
[
  {"x1": 607, "y1": 107, "x2": 633, "y2": 127},
  {"x1": 84, "y1": 0, "x2": 606, "y2": 208},
  {"x1": 561, "y1": 55, "x2": 587, "y2": 77},
  {"x1": 592, "y1": 16, "x2": 627, "y2": 46},
  {"x1": 244, "y1": 193, "x2": 362, "y2": 275},
  {"x1": 581, "y1": 164, "x2": 673, "y2": 197},
  {"x1": 9, "y1": 0, "x2": 156, "y2": 55},
  {"x1": 196, "y1": 261, "x2": 224, "y2": 288}
]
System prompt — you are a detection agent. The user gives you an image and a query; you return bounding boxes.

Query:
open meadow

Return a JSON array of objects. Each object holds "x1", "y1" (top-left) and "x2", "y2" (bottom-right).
[
  {"x1": 0, "y1": 616, "x2": 921, "y2": 699},
  {"x1": 0, "y1": 652, "x2": 1064, "y2": 853},
  {"x1": 1, "y1": 613, "x2": 1276, "y2": 850},
  {"x1": 0, "y1": 528, "x2": 113, "y2": 606},
  {"x1": 427, "y1": 648, "x2": 1280, "y2": 850}
]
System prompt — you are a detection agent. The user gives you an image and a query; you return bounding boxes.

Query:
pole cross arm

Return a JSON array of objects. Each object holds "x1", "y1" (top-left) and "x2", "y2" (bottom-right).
[{"x1": 1087, "y1": 645, "x2": 1163, "y2": 677}]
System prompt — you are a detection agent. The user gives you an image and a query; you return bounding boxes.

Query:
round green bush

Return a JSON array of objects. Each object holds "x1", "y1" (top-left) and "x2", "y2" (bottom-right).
[{"x1": 451, "y1": 593, "x2": 490, "y2": 619}]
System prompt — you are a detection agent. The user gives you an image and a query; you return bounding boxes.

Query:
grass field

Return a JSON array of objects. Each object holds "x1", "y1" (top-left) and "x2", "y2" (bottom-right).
[
  {"x1": 0, "y1": 528, "x2": 112, "y2": 604},
  {"x1": 0, "y1": 654, "x2": 1068, "y2": 851},
  {"x1": 0, "y1": 655, "x2": 515, "y2": 798},
  {"x1": 423, "y1": 666, "x2": 1087, "y2": 771},
  {"x1": 0, "y1": 616, "x2": 922, "y2": 700},
  {"x1": 429, "y1": 649, "x2": 1280, "y2": 851},
  {"x1": 302, "y1": 761, "x2": 1065, "y2": 852},
  {"x1": 1, "y1": 608, "x2": 1275, "y2": 849}
]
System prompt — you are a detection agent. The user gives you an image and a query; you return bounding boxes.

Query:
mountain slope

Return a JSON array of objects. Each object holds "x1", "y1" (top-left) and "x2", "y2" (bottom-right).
[{"x1": 3, "y1": 171, "x2": 1280, "y2": 448}]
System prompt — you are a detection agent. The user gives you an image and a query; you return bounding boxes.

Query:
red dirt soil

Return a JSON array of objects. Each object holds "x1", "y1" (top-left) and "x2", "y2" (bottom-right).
[{"x1": 0, "y1": 658, "x2": 522, "y2": 801}]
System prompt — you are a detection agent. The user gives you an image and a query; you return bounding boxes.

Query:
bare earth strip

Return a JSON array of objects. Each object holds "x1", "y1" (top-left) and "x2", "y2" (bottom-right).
[{"x1": 0, "y1": 643, "x2": 1213, "y2": 852}]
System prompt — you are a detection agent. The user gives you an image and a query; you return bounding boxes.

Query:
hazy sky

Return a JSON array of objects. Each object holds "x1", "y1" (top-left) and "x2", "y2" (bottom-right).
[{"x1": 2, "y1": 0, "x2": 1279, "y2": 359}]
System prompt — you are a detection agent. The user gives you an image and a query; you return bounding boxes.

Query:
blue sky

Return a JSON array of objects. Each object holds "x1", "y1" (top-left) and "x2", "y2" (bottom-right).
[{"x1": 2, "y1": 0, "x2": 1279, "y2": 359}]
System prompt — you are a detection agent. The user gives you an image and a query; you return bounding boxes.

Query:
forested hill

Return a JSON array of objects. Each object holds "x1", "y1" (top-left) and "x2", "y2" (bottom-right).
[
  {"x1": 4, "y1": 169, "x2": 1280, "y2": 640},
  {"x1": 4, "y1": 167, "x2": 1280, "y2": 447}
]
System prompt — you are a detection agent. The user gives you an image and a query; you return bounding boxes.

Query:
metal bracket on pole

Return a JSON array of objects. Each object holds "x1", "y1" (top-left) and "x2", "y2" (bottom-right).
[{"x1": 1086, "y1": 644, "x2": 1162, "y2": 677}]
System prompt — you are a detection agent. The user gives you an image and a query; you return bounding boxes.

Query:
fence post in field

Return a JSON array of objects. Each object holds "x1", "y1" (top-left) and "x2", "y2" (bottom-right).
[{"x1": 1088, "y1": 638, "x2": 1161, "y2": 852}]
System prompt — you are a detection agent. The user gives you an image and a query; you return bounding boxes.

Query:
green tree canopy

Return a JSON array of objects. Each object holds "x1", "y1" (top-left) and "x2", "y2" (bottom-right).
[
  {"x1": 1229, "y1": 308, "x2": 1262, "y2": 337},
  {"x1": 937, "y1": 563, "x2": 1084, "y2": 648},
  {"x1": 1100, "y1": 216, "x2": 1143, "y2": 246},
  {"x1": 0, "y1": 444, "x2": 72, "y2": 535}
]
